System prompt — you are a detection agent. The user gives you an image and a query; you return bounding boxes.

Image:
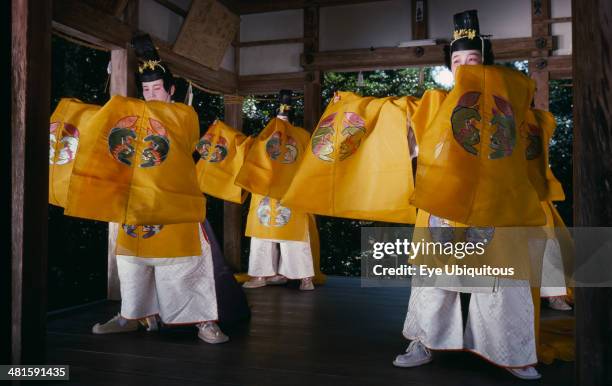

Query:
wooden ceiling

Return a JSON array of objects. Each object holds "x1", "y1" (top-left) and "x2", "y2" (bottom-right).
[{"x1": 218, "y1": 0, "x2": 390, "y2": 14}]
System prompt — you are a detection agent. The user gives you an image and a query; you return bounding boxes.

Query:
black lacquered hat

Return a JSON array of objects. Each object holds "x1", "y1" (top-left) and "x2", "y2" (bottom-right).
[{"x1": 450, "y1": 10, "x2": 488, "y2": 56}]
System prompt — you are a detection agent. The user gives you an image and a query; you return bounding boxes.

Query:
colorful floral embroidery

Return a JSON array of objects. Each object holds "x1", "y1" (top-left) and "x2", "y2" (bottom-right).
[
  {"x1": 49, "y1": 121, "x2": 80, "y2": 165},
  {"x1": 451, "y1": 92, "x2": 482, "y2": 156},
  {"x1": 210, "y1": 136, "x2": 229, "y2": 163},
  {"x1": 140, "y1": 118, "x2": 170, "y2": 168},
  {"x1": 197, "y1": 133, "x2": 229, "y2": 163},
  {"x1": 428, "y1": 214, "x2": 455, "y2": 243},
  {"x1": 489, "y1": 95, "x2": 516, "y2": 159},
  {"x1": 266, "y1": 131, "x2": 298, "y2": 164},
  {"x1": 108, "y1": 116, "x2": 138, "y2": 166},
  {"x1": 122, "y1": 223, "x2": 164, "y2": 238},
  {"x1": 49, "y1": 122, "x2": 59, "y2": 165},
  {"x1": 339, "y1": 112, "x2": 366, "y2": 161},
  {"x1": 311, "y1": 113, "x2": 336, "y2": 162},
  {"x1": 256, "y1": 196, "x2": 291, "y2": 227},
  {"x1": 525, "y1": 123, "x2": 543, "y2": 160}
]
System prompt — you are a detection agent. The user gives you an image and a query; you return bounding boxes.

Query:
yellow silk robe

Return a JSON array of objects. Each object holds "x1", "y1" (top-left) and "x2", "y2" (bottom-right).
[
  {"x1": 49, "y1": 98, "x2": 101, "y2": 208},
  {"x1": 196, "y1": 120, "x2": 253, "y2": 204},
  {"x1": 411, "y1": 65, "x2": 545, "y2": 226},
  {"x1": 235, "y1": 117, "x2": 310, "y2": 199},
  {"x1": 116, "y1": 222, "x2": 202, "y2": 258},
  {"x1": 281, "y1": 92, "x2": 419, "y2": 223},
  {"x1": 237, "y1": 118, "x2": 311, "y2": 241},
  {"x1": 65, "y1": 95, "x2": 205, "y2": 225}
]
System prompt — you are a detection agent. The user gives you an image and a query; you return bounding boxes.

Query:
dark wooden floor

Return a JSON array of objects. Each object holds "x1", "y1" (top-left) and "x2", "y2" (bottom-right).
[{"x1": 45, "y1": 276, "x2": 574, "y2": 386}]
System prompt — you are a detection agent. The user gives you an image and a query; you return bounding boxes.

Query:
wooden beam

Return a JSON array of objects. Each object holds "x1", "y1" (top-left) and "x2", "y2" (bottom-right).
[
  {"x1": 548, "y1": 55, "x2": 572, "y2": 80},
  {"x1": 152, "y1": 0, "x2": 188, "y2": 17},
  {"x1": 301, "y1": 37, "x2": 554, "y2": 71},
  {"x1": 219, "y1": 0, "x2": 391, "y2": 15},
  {"x1": 52, "y1": 0, "x2": 237, "y2": 94},
  {"x1": 573, "y1": 0, "x2": 612, "y2": 384},
  {"x1": 238, "y1": 72, "x2": 308, "y2": 95},
  {"x1": 411, "y1": 0, "x2": 428, "y2": 40},
  {"x1": 237, "y1": 37, "x2": 308, "y2": 48},
  {"x1": 223, "y1": 95, "x2": 244, "y2": 271},
  {"x1": 11, "y1": 0, "x2": 51, "y2": 364}
]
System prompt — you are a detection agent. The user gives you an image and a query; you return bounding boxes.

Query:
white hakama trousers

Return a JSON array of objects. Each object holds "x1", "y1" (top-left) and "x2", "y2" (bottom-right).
[
  {"x1": 540, "y1": 239, "x2": 568, "y2": 297},
  {"x1": 247, "y1": 235, "x2": 315, "y2": 280},
  {"x1": 117, "y1": 226, "x2": 218, "y2": 324},
  {"x1": 402, "y1": 281, "x2": 537, "y2": 368}
]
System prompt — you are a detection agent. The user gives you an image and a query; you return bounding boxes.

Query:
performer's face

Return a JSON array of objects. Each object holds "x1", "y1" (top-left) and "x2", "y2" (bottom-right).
[
  {"x1": 450, "y1": 50, "x2": 482, "y2": 77},
  {"x1": 142, "y1": 79, "x2": 175, "y2": 102}
]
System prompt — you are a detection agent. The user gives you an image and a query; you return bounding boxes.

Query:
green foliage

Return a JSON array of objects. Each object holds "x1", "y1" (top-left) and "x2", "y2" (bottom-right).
[
  {"x1": 548, "y1": 79, "x2": 573, "y2": 225},
  {"x1": 322, "y1": 68, "x2": 440, "y2": 106}
]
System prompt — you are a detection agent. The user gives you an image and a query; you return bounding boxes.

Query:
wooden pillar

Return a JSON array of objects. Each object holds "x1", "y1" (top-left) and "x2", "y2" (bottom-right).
[
  {"x1": 411, "y1": 0, "x2": 428, "y2": 40},
  {"x1": 107, "y1": 0, "x2": 138, "y2": 300},
  {"x1": 303, "y1": 5, "x2": 321, "y2": 132},
  {"x1": 529, "y1": 0, "x2": 551, "y2": 110},
  {"x1": 2, "y1": 0, "x2": 12, "y2": 366},
  {"x1": 573, "y1": 0, "x2": 612, "y2": 385},
  {"x1": 11, "y1": 0, "x2": 52, "y2": 365},
  {"x1": 223, "y1": 95, "x2": 244, "y2": 271}
]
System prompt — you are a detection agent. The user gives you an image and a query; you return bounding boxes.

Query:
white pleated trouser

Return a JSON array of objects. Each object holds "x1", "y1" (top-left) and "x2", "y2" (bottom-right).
[
  {"x1": 116, "y1": 226, "x2": 218, "y2": 324},
  {"x1": 247, "y1": 235, "x2": 315, "y2": 280},
  {"x1": 540, "y1": 239, "x2": 568, "y2": 297},
  {"x1": 402, "y1": 280, "x2": 537, "y2": 368}
]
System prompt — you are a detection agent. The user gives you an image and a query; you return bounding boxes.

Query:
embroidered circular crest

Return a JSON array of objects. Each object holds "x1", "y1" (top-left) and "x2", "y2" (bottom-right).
[
  {"x1": 122, "y1": 224, "x2": 164, "y2": 238},
  {"x1": 489, "y1": 95, "x2": 516, "y2": 159},
  {"x1": 311, "y1": 113, "x2": 336, "y2": 162},
  {"x1": 197, "y1": 133, "x2": 229, "y2": 163},
  {"x1": 266, "y1": 131, "x2": 299, "y2": 164},
  {"x1": 428, "y1": 214, "x2": 455, "y2": 244},
  {"x1": 339, "y1": 112, "x2": 366, "y2": 161},
  {"x1": 451, "y1": 91, "x2": 482, "y2": 156},
  {"x1": 49, "y1": 122, "x2": 80, "y2": 165},
  {"x1": 108, "y1": 116, "x2": 138, "y2": 166},
  {"x1": 141, "y1": 118, "x2": 170, "y2": 168},
  {"x1": 256, "y1": 196, "x2": 291, "y2": 227}
]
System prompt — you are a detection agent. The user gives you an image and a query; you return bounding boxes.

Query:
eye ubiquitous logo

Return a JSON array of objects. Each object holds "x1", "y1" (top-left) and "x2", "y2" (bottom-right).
[
  {"x1": 266, "y1": 131, "x2": 299, "y2": 164},
  {"x1": 196, "y1": 132, "x2": 229, "y2": 163},
  {"x1": 256, "y1": 196, "x2": 291, "y2": 227},
  {"x1": 49, "y1": 121, "x2": 80, "y2": 165},
  {"x1": 108, "y1": 116, "x2": 170, "y2": 167}
]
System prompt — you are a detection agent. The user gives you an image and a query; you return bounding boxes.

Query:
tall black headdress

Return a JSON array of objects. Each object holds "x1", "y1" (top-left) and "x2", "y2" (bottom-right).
[
  {"x1": 130, "y1": 34, "x2": 175, "y2": 91},
  {"x1": 277, "y1": 89, "x2": 293, "y2": 120},
  {"x1": 445, "y1": 10, "x2": 494, "y2": 67}
]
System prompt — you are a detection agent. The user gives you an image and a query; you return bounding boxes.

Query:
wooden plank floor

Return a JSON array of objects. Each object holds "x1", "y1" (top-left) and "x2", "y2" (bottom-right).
[{"x1": 46, "y1": 276, "x2": 574, "y2": 386}]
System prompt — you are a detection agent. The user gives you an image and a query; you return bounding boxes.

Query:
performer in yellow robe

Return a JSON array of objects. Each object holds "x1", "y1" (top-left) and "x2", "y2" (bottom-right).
[
  {"x1": 237, "y1": 90, "x2": 321, "y2": 290},
  {"x1": 394, "y1": 11, "x2": 547, "y2": 381},
  {"x1": 196, "y1": 119, "x2": 253, "y2": 204},
  {"x1": 60, "y1": 34, "x2": 234, "y2": 343}
]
